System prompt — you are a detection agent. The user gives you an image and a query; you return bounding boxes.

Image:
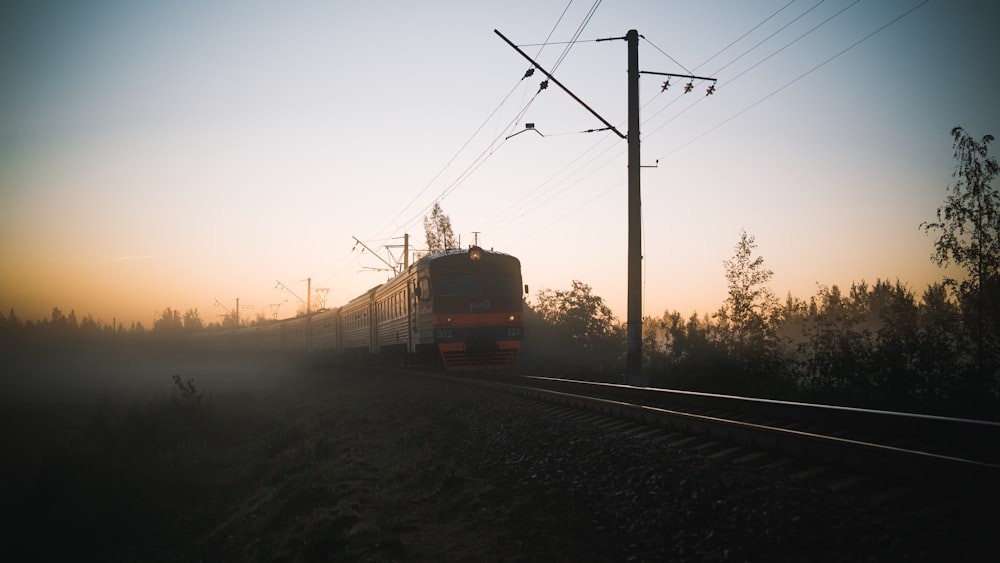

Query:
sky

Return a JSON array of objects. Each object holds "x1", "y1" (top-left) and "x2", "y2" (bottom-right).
[{"x1": 2, "y1": 0, "x2": 998, "y2": 328}]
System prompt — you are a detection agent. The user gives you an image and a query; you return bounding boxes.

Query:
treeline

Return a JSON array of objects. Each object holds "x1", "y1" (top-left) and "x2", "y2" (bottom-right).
[
  {"x1": 0, "y1": 305, "x2": 282, "y2": 341},
  {"x1": 524, "y1": 273, "x2": 998, "y2": 421},
  {"x1": 0, "y1": 306, "x2": 206, "y2": 339},
  {"x1": 645, "y1": 277, "x2": 998, "y2": 420}
]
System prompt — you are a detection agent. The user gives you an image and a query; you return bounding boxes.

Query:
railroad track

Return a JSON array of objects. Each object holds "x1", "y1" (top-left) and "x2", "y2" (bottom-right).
[{"x1": 425, "y1": 371, "x2": 1000, "y2": 501}]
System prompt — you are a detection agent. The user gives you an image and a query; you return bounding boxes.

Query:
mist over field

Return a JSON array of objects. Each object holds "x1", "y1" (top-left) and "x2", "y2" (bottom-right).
[
  {"x1": 0, "y1": 336, "x2": 342, "y2": 560},
  {"x1": 3, "y1": 340, "x2": 290, "y2": 404}
]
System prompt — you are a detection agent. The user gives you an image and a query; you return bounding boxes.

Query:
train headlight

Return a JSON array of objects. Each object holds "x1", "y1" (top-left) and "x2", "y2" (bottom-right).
[
  {"x1": 468, "y1": 246, "x2": 483, "y2": 261},
  {"x1": 508, "y1": 314, "x2": 517, "y2": 322}
]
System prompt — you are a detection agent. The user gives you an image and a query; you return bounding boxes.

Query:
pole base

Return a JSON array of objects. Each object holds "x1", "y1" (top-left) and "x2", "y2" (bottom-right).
[{"x1": 624, "y1": 373, "x2": 649, "y2": 387}]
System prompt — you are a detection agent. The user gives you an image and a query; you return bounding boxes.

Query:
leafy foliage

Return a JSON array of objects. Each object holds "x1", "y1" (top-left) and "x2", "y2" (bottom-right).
[
  {"x1": 922, "y1": 126, "x2": 1000, "y2": 400},
  {"x1": 154, "y1": 307, "x2": 184, "y2": 333},
  {"x1": 922, "y1": 127, "x2": 1000, "y2": 288},
  {"x1": 423, "y1": 202, "x2": 457, "y2": 253},
  {"x1": 534, "y1": 280, "x2": 618, "y2": 354},
  {"x1": 182, "y1": 308, "x2": 204, "y2": 331},
  {"x1": 715, "y1": 229, "x2": 779, "y2": 376}
]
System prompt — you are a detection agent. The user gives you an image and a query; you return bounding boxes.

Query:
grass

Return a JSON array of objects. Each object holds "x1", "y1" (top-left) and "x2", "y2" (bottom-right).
[
  {"x1": 1, "y1": 347, "x2": 492, "y2": 561},
  {"x1": 4, "y1": 377, "x2": 269, "y2": 560}
]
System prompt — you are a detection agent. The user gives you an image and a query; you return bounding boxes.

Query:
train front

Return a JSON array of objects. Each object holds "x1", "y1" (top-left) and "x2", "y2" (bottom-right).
[{"x1": 427, "y1": 247, "x2": 524, "y2": 370}]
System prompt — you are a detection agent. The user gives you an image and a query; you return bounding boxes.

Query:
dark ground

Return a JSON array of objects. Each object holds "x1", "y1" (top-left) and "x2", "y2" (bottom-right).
[{"x1": 1, "y1": 351, "x2": 994, "y2": 561}]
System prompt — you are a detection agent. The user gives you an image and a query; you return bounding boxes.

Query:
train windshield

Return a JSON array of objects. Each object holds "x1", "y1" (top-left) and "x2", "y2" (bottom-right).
[
  {"x1": 434, "y1": 274, "x2": 521, "y2": 297},
  {"x1": 482, "y1": 275, "x2": 522, "y2": 295},
  {"x1": 435, "y1": 276, "x2": 474, "y2": 296}
]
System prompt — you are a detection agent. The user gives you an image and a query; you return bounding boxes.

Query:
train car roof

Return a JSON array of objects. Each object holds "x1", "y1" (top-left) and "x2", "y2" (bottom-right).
[
  {"x1": 412, "y1": 246, "x2": 518, "y2": 268},
  {"x1": 326, "y1": 247, "x2": 521, "y2": 309}
]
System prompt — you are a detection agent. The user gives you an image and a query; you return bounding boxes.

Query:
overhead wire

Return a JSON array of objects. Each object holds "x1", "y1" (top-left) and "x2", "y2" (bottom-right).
[
  {"x1": 659, "y1": 0, "x2": 931, "y2": 160},
  {"x1": 490, "y1": 0, "x2": 927, "y2": 248},
  {"x1": 708, "y1": 0, "x2": 828, "y2": 77},
  {"x1": 638, "y1": 0, "x2": 843, "y2": 143},
  {"x1": 692, "y1": 0, "x2": 798, "y2": 72},
  {"x1": 721, "y1": 0, "x2": 859, "y2": 85},
  {"x1": 640, "y1": 0, "x2": 862, "y2": 153},
  {"x1": 322, "y1": 0, "x2": 928, "y2": 309},
  {"x1": 550, "y1": 0, "x2": 602, "y2": 73},
  {"x1": 481, "y1": 132, "x2": 624, "y2": 234},
  {"x1": 314, "y1": 1, "x2": 596, "y2": 292},
  {"x1": 483, "y1": 1, "x2": 815, "y2": 238},
  {"x1": 387, "y1": 0, "x2": 606, "y2": 241},
  {"x1": 364, "y1": 77, "x2": 535, "y2": 246},
  {"x1": 310, "y1": 81, "x2": 531, "y2": 290}
]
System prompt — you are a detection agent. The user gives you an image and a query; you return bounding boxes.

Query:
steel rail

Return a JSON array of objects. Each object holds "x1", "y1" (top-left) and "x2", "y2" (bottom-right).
[{"x1": 449, "y1": 374, "x2": 1000, "y2": 496}]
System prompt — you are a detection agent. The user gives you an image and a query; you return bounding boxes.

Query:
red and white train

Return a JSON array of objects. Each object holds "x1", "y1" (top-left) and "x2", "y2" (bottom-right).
[{"x1": 200, "y1": 246, "x2": 525, "y2": 370}]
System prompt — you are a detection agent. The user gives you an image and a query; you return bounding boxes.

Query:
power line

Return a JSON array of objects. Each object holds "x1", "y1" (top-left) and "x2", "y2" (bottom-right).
[
  {"x1": 638, "y1": 0, "x2": 863, "y2": 150},
  {"x1": 490, "y1": 2, "x2": 829, "y2": 237},
  {"x1": 691, "y1": 0, "x2": 798, "y2": 72},
  {"x1": 638, "y1": 0, "x2": 846, "y2": 144},
  {"x1": 495, "y1": 1, "x2": 932, "y2": 254},
  {"x1": 550, "y1": 0, "x2": 603, "y2": 73},
  {"x1": 708, "y1": 0, "x2": 829, "y2": 77},
  {"x1": 383, "y1": 2, "x2": 608, "y2": 242},
  {"x1": 721, "y1": 0, "x2": 860, "y2": 85},
  {"x1": 310, "y1": 2, "x2": 605, "y2": 304},
  {"x1": 660, "y1": 0, "x2": 932, "y2": 161}
]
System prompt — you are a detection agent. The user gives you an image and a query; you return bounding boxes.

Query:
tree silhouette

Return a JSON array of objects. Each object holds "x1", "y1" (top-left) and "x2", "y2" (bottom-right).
[
  {"x1": 716, "y1": 229, "x2": 779, "y2": 376},
  {"x1": 153, "y1": 307, "x2": 184, "y2": 334},
  {"x1": 922, "y1": 126, "x2": 999, "y2": 389},
  {"x1": 535, "y1": 280, "x2": 617, "y2": 354},
  {"x1": 182, "y1": 308, "x2": 204, "y2": 331},
  {"x1": 423, "y1": 202, "x2": 457, "y2": 253}
]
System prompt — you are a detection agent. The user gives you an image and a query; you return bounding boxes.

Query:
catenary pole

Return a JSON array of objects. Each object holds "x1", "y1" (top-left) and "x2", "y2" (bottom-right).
[
  {"x1": 625, "y1": 29, "x2": 646, "y2": 386},
  {"x1": 496, "y1": 28, "x2": 715, "y2": 386}
]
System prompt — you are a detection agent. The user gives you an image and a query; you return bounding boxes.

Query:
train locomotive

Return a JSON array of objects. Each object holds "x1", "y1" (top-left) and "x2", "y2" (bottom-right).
[{"x1": 202, "y1": 246, "x2": 525, "y2": 370}]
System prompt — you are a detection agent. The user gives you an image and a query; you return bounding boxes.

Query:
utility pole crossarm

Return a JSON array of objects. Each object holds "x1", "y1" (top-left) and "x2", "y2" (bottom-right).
[
  {"x1": 353, "y1": 236, "x2": 398, "y2": 273},
  {"x1": 494, "y1": 29, "x2": 626, "y2": 140},
  {"x1": 639, "y1": 70, "x2": 717, "y2": 82}
]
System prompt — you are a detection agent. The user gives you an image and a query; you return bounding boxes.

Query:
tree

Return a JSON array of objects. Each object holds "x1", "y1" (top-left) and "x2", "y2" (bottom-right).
[
  {"x1": 716, "y1": 229, "x2": 779, "y2": 375},
  {"x1": 798, "y1": 285, "x2": 872, "y2": 394},
  {"x1": 153, "y1": 307, "x2": 184, "y2": 334},
  {"x1": 423, "y1": 202, "x2": 457, "y2": 253},
  {"x1": 220, "y1": 310, "x2": 241, "y2": 328},
  {"x1": 915, "y1": 282, "x2": 963, "y2": 403},
  {"x1": 861, "y1": 279, "x2": 919, "y2": 401},
  {"x1": 534, "y1": 280, "x2": 617, "y2": 354},
  {"x1": 182, "y1": 308, "x2": 204, "y2": 332},
  {"x1": 921, "y1": 126, "x2": 1000, "y2": 393}
]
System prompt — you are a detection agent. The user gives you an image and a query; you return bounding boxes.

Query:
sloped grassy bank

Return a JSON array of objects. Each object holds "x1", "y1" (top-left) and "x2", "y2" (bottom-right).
[{"x1": 3, "y1": 354, "x2": 992, "y2": 561}]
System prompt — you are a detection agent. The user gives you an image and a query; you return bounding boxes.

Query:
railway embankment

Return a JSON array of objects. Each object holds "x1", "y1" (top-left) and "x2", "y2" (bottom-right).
[{"x1": 3, "y1": 356, "x2": 993, "y2": 561}]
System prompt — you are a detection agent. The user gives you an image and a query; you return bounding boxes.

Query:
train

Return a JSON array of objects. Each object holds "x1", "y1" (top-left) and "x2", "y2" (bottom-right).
[{"x1": 196, "y1": 246, "x2": 525, "y2": 370}]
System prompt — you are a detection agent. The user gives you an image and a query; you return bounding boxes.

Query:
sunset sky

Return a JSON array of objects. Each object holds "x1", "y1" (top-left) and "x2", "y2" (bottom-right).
[{"x1": 2, "y1": 0, "x2": 998, "y2": 328}]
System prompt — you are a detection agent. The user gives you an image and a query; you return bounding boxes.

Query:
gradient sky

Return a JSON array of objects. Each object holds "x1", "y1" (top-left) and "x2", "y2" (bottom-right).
[{"x1": 2, "y1": 0, "x2": 998, "y2": 328}]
